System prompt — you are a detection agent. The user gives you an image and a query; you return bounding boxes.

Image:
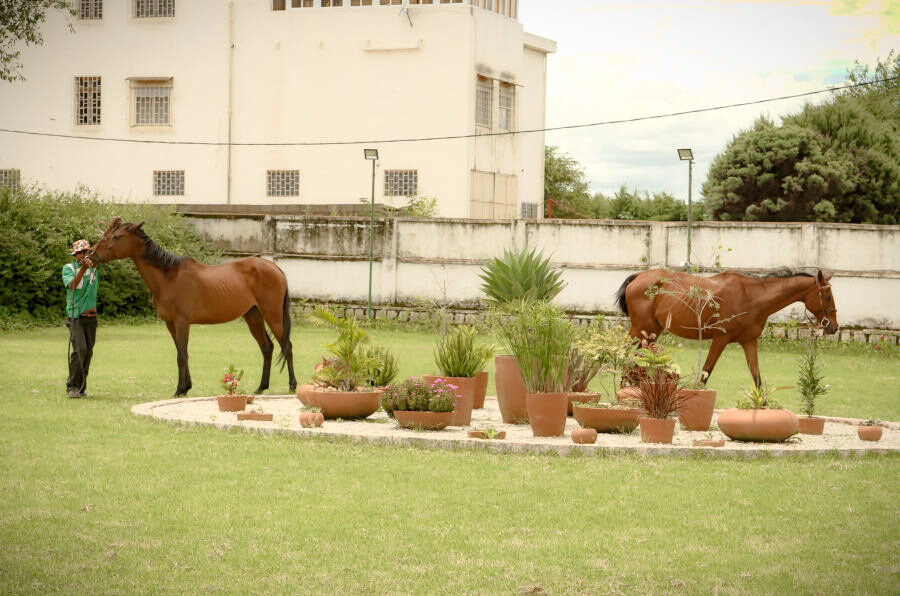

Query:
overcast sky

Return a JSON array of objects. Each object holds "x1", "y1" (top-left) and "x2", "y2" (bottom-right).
[{"x1": 518, "y1": 0, "x2": 899, "y2": 204}]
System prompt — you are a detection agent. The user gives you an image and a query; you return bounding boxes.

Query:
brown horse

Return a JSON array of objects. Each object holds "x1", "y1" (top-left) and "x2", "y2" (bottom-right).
[
  {"x1": 90, "y1": 217, "x2": 297, "y2": 396},
  {"x1": 616, "y1": 268, "x2": 838, "y2": 386}
]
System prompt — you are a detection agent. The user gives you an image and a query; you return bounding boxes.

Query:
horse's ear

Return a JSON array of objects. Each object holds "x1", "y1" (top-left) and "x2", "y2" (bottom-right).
[
  {"x1": 817, "y1": 270, "x2": 831, "y2": 284},
  {"x1": 134, "y1": 221, "x2": 145, "y2": 231}
]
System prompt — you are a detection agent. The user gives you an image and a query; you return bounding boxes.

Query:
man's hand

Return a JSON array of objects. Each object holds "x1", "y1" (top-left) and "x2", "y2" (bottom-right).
[{"x1": 82, "y1": 257, "x2": 94, "y2": 268}]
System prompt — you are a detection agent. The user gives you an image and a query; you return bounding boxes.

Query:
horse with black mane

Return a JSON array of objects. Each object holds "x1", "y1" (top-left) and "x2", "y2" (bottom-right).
[
  {"x1": 90, "y1": 217, "x2": 297, "y2": 396},
  {"x1": 616, "y1": 268, "x2": 839, "y2": 387}
]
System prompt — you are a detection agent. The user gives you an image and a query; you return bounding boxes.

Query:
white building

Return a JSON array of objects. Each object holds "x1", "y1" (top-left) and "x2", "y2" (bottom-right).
[{"x1": 0, "y1": 0, "x2": 555, "y2": 218}]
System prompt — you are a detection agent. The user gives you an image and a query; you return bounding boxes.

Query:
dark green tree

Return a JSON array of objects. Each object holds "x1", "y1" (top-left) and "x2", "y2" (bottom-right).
[
  {"x1": 0, "y1": 0, "x2": 73, "y2": 82},
  {"x1": 543, "y1": 145, "x2": 592, "y2": 218}
]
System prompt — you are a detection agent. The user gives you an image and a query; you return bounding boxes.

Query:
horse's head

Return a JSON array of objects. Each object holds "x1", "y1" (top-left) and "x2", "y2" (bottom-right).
[
  {"x1": 803, "y1": 270, "x2": 838, "y2": 334},
  {"x1": 91, "y1": 217, "x2": 145, "y2": 264}
]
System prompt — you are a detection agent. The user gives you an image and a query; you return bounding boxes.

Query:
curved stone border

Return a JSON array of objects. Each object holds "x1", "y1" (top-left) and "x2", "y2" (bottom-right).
[{"x1": 132, "y1": 395, "x2": 899, "y2": 458}]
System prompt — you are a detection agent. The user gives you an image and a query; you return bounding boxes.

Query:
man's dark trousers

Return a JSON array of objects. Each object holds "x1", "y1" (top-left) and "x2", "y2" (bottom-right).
[{"x1": 66, "y1": 316, "x2": 97, "y2": 394}]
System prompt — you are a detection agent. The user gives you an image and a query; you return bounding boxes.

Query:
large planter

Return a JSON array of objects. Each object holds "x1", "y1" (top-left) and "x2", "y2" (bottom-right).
[
  {"x1": 495, "y1": 355, "x2": 528, "y2": 424},
  {"x1": 217, "y1": 394, "x2": 248, "y2": 412},
  {"x1": 473, "y1": 371, "x2": 489, "y2": 409},
  {"x1": 676, "y1": 388, "x2": 716, "y2": 431},
  {"x1": 797, "y1": 416, "x2": 825, "y2": 435},
  {"x1": 573, "y1": 405, "x2": 641, "y2": 433},
  {"x1": 639, "y1": 417, "x2": 676, "y2": 444},
  {"x1": 393, "y1": 410, "x2": 454, "y2": 431},
  {"x1": 567, "y1": 392, "x2": 601, "y2": 416},
  {"x1": 525, "y1": 392, "x2": 567, "y2": 437},
  {"x1": 297, "y1": 386, "x2": 381, "y2": 420},
  {"x1": 717, "y1": 408, "x2": 799, "y2": 442},
  {"x1": 857, "y1": 425, "x2": 883, "y2": 441},
  {"x1": 423, "y1": 374, "x2": 475, "y2": 426}
]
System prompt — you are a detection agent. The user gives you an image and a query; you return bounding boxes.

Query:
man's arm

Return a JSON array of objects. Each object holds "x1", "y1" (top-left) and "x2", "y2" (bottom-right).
[{"x1": 63, "y1": 258, "x2": 94, "y2": 290}]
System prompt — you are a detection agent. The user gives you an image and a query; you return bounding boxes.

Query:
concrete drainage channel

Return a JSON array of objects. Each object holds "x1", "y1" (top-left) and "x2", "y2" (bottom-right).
[{"x1": 132, "y1": 395, "x2": 899, "y2": 458}]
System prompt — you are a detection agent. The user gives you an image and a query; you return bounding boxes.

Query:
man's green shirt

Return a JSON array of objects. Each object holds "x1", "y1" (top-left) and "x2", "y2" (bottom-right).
[{"x1": 62, "y1": 262, "x2": 102, "y2": 317}]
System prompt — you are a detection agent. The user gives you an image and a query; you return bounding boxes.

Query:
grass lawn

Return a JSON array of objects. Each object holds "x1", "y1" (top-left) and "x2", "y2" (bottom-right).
[{"x1": 1, "y1": 321, "x2": 898, "y2": 594}]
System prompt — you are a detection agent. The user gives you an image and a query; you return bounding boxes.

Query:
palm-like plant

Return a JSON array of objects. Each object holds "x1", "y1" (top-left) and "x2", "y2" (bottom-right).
[
  {"x1": 797, "y1": 332, "x2": 828, "y2": 417},
  {"x1": 478, "y1": 246, "x2": 567, "y2": 306},
  {"x1": 305, "y1": 305, "x2": 375, "y2": 391}
]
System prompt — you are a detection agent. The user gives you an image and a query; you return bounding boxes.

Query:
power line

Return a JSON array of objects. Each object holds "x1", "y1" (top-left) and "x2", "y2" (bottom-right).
[{"x1": 0, "y1": 76, "x2": 894, "y2": 147}]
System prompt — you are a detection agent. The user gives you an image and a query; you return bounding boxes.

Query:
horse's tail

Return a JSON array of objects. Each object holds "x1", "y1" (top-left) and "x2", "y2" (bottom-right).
[
  {"x1": 276, "y1": 282, "x2": 292, "y2": 372},
  {"x1": 616, "y1": 273, "x2": 639, "y2": 316}
]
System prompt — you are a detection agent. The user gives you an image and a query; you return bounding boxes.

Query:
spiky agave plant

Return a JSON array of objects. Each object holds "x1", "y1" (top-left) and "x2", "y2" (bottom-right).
[{"x1": 478, "y1": 246, "x2": 567, "y2": 306}]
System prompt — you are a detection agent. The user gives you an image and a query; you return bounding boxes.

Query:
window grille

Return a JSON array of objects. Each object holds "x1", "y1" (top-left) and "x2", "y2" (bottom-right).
[
  {"x1": 476, "y1": 77, "x2": 492, "y2": 128},
  {"x1": 134, "y1": 0, "x2": 175, "y2": 18},
  {"x1": 79, "y1": 0, "x2": 103, "y2": 19},
  {"x1": 291, "y1": 0, "x2": 314, "y2": 6},
  {"x1": 520, "y1": 202, "x2": 538, "y2": 219},
  {"x1": 384, "y1": 170, "x2": 417, "y2": 197},
  {"x1": 498, "y1": 83, "x2": 514, "y2": 131},
  {"x1": 153, "y1": 170, "x2": 184, "y2": 196},
  {"x1": 267, "y1": 170, "x2": 300, "y2": 196},
  {"x1": 0, "y1": 169, "x2": 20, "y2": 191},
  {"x1": 132, "y1": 81, "x2": 171, "y2": 126},
  {"x1": 75, "y1": 76, "x2": 101, "y2": 126},
  {"x1": 321, "y1": 0, "x2": 343, "y2": 5}
]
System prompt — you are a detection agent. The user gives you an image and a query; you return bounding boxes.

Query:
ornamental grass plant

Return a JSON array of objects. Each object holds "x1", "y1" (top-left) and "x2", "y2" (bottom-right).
[
  {"x1": 797, "y1": 329, "x2": 829, "y2": 416},
  {"x1": 433, "y1": 325, "x2": 494, "y2": 378}
]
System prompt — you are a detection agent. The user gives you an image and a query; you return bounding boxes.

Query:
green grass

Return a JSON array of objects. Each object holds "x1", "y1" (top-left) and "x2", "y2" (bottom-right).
[{"x1": 1, "y1": 321, "x2": 898, "y2": 594}]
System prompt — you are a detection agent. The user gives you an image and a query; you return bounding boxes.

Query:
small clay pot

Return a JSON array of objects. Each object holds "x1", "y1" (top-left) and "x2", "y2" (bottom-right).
[
  {"x1": 236, "y1": 412, "x2": 273, "y2": 422},
  {"x1": 639, "y1": 417, "x2": 676, "y2": 444},
  {"x1": 299, "y1": 411, "x2": 324, "y2": 428},
  {"x1": 217, "y1": 394, "x2": 248, "y2": 412},
  {"x1": 797, "y1": 416, "x2": 825, "y2": 435},
  {"x1": 571, "y1": 428, "x2": 598, "y2": 444},
  {"x1": 857, "y1": 425, "x2": 883, "y2": 441},
  {"x1": 526, "y1": 393, "x2": 568, "y2": 437}
]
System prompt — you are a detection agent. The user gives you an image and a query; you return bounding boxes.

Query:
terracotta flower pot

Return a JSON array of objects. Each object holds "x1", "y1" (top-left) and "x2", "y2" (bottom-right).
[
  {"x1": 639, "y1": 417, "x2": 676, "y2": 444},
  {"x1": 567, "y1": 392, "x2": 601, "y2": 416},
  {"x1": 495, "y1": 355, "x2": 528, "y2": 424},
  {"x1": 473, "y1": 371, "x2": 489, "y2": 409},
  {"x1": 297, "y1": 386, "x2": 381, "y2": 420},
  {"x1": 423, "y1": 374, "x2": 475, "y2": 426},
  {"x1": 572, "y1": 405, "x2": 641, "y2": 433},
  {"x1": 857, "y1": 425, "x2": 882, "y2": 441},
  {"x1": 217, "y1": 394, "x2": 248, "y2": 412},
  {"x1": 571, "y1": 428, "x2": 598, "y2": 444},
  {"x1": 525, "y1": 392, "x2": 567, "y2": 437},
  {"x1": 717, "y1": 408, "x2": 799, "y2": 442},
  {"x1": 797, "y1": 416, "x2": 825, "y2": 435},
  {"x1": 393, "y1": 410, "x2": 454, "y2": 431},
  {"x1": 299, "y1": 411, "x2": 324, "y2": 428},
  {"x1": 467, "y1": 429, "x2": 507, "y2": 440},
  {"x1": 676, "y1": 388, "x2": 716, "y2": 431},
  {"x1": 236, "y1": 411, "x2": 273, "y2": 422}
]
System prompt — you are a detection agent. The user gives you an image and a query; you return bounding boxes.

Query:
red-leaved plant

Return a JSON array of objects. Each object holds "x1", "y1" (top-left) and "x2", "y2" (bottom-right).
[{"x1": 221, "y1": 364, "x2": 244, "y2": 395}]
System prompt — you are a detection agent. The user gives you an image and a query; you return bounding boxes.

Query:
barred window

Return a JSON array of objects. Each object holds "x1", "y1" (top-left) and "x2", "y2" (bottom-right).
[
  {"x1": 134, "y1": 0, "x2": 175, "y2": 18},
  {"x1": 476, "y1": 77, "x2": 492, "y2": 128},
  {"x1": 78, "y1": 0, "x2": 103, "y2": 19},
  {"x1": 384, "y1": 170, "x2": 417, "y2": 197},
  {"x1": 75, "y1": 76, "x2": 101, "y2": 126},
  {"x1": 498, "y1": 83, "x2": 514, "y2": 131},
  {"x1": 321, "y1": 0, "x2": 344, "y2": 5},
  {"x1": 0, "y1": 169, "x2": 20, "y2": 191},
  {"x1": 153, "y1": 170, "x2": 184, "y2": 196},
  {"x1": 131, "y1": 79, "x2": 172, "y2": 126},
  {"x1": 267, "y1": 170, "x2": 300, "y2": 196},
  {"x1": 520, "y1": 202, "x2": 538, "y2": 219},
  {"x1": 290, "y1": 0, "x2": 314, "y2": 6}
]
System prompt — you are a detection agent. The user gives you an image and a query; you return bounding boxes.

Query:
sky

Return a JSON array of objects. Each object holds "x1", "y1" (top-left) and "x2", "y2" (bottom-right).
[{"x1": 518, "y1": 0, "x2": 899, "y2": 204}]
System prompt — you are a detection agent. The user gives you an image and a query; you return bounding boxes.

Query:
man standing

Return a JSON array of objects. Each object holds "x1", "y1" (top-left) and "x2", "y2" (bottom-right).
[{"x1": 63, "y1": 239, "x2": 102, "y2": 398}]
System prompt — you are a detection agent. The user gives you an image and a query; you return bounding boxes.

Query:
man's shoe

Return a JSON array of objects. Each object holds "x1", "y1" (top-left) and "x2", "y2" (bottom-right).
[{"x1": 66, "y1": 389, "x2": 81, "y2": 398}]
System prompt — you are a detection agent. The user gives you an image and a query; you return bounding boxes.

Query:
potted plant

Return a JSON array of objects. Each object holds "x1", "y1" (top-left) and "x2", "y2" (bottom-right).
[
  {"x1": 857, "y1": 418, "x2": 883, "y2": 442},
  {"x1": 217, "y1": 364, "x2": 248, "y2": 412},
  {"x1": 564, "y1": 343, "x2": 602, "y2": 415},
  {"x1": 717, "y1": 382, "x2": 798, "y2": 442},
  {"x1": 467, "y1": 426, "x2": 507, "y2": 440},
  {"x1": 297, "y1": 306, "x2": 381, "y2": 420},
  {"x1": 360, "y1": 344, "x2": 400, "y2": 390},
  {"x1": 480, "y1": 246, "x2": 567, "y2": 424},
  {"x1": 490, "y1": 299, "x2": 575, "y2": 437},
  {"x1": 380, "y1": 377, "x2": 456, "y2": 430},
  {"x1": 796, "y1": 328, "x2": 829, "y2": 434},
  {"x1": 632, "y1": 346, "x2": 689, "y2": 444},
  {"x1": 424, "y1": 325, "x2": 492, "y2": 426},
  {"x1": 299, "y1": 406, "x2": 324, "y2": 428}
]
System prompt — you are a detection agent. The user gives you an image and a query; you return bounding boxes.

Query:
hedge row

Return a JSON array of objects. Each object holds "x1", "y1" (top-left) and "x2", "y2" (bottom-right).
[{"x1": 0, "y1": 185, "x2": 219, "y2": 327}]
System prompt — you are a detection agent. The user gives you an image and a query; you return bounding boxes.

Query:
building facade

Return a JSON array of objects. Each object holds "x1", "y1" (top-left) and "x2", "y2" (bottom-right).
[{"x1": 0, "y1": 0, "x2": 555, "y2": 218}]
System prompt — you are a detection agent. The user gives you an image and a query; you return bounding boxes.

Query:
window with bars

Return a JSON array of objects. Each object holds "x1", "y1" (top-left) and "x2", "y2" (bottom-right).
[
  {"x1": 476, "y1": 77, "x2": 492, "y2": 128},
  {"x1": 131, "y1": 79, "x2": 172, "y2": 126},
  {"x1": 290, "y1": 0, "x2": 314, "y2": 6},
  {"x1": 0, "y1": 169, "x2": 20, "y2": 191},
  {"x1": 78, "y1": 0, "x2": 103, "y2": 19},
  {"x1": 133, "y1": 0, "x2": 175, "y2": 18},
  {"x1": 321, "y1": 0, "x2": 344, "y2": 6},
  {"x1": 498, "y1": 82, "x2": 514, "y2": 131},
  {"x1": 384, "y1": 170, "x2": 417, "y2": 197},
  {"x1": 267, "y1": 170, "x2": 300, "y2": 196},
  {"x1": 153, "y1": 170, "x2": 184, "y2": 196},
  {"x1": 520, "y1": 202, "x2": 538, "y2": 219},
  {"x1": 75, "y1": 76, "x2": 101, "y2": 126}
]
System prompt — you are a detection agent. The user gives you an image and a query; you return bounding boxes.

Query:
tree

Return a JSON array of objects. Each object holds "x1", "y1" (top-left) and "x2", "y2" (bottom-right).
[
  {"x1": 0, "y1": 0, "x2": 73, "y2": 82},
  {"x1": 543, "y1": 145, "x2": 592, "y2": 218}
]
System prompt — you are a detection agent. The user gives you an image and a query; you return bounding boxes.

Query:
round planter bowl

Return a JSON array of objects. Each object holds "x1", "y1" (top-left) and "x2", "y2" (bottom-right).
[
  {"x1": 572, "y1": 405, "x2": 641, "y2": 434},
  {"x1": 857, "y1": 425, "x2": 883, "y2": 441},
  {"x1": 296, "y1": 384, "x2": 316, "y2": 406},
  {"x1": 394, "y1": 410, "x2": 454, "y2": 431},
  {"x1": 571, "y1": 428, "x2": 598, "y2": 444},
  {"x1": 639, "y1": 417, "x2": 676, "y2": 444},
  {"x1": 298, "y1": 386, "x2": 381, "y2": 420},
  {"x1": 217, "y1": 394, "x2": 248, "y2": 412},
  {"x1": 797, "y1": 416, "x2": 825, "y2": 435},
  {"x1": 526, "y1": 393, "x2": 568, "y2": 437},
  {"x1": 717, "y1": 408, "x2": 799, "y2": 442},
  {"x1": 299, "y1": 411, "x2": 324, "y2": 428},
  {"x1": 676, "y1": 388, "x2": 716, "y2": 431}
]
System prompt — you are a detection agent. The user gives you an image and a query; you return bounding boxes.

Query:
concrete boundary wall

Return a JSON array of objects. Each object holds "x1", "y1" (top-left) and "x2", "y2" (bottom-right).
[{"x1": 185, "y1": 214, "x2": 900, "y2": 331}]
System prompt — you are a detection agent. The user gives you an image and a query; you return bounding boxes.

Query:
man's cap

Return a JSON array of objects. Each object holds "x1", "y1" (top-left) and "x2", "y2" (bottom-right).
[{"x1": 70, "y1": 239, "x2": 91, "y2": 255}]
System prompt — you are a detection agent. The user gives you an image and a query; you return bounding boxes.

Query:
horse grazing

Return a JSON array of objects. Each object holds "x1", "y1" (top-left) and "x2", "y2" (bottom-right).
[
  {"x1": 91, "y1": 217, "x2": 297, "y2": 396},
  {"x1": 616, "y1": 268, "x2": 838, "y2": 387}
]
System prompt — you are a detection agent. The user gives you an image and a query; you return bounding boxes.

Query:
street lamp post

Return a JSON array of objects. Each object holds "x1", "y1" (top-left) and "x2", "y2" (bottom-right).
[
  {"x1": 677, "y1": 148, "x2": 694, "y2": 268},
  {"x1": 364, "y1": 148, "x2": 379, "y2": 319}
]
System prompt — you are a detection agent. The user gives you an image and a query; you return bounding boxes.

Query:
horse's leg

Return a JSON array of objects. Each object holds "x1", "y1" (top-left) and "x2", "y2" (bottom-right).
[
  {"x1": 171, "y1": 319, "x2": 192, "y2": 396},
  {"x1": 259, "y1": 295, "x2": 297, "y2": 392},
  {"x1": 700, "y1": 336, "x2": 730, "y2": 385},
  {"x1": 740, "y1": 338, "x2": 762, "y2": 388},
  {"x1": 243, "y1": 306, "x2": 274, "y2": 394}
]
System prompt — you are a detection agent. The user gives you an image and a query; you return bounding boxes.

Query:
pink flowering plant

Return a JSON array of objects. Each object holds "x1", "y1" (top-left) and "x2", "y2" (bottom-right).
[
  {"x1": 379, "y1": 377, "x2": 457, "y2": 417},
  {"x1": 221, "y1": 364, "x2": 244, "y2": 396}
]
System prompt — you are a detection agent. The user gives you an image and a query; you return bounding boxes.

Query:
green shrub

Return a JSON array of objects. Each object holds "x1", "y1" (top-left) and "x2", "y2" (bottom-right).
[
  {"x1": 478, "y1": 246, "x2": 566, "y2": 306},
  {"x1": 0, "y1": 185, "x2": 219, "y2": 327}
]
